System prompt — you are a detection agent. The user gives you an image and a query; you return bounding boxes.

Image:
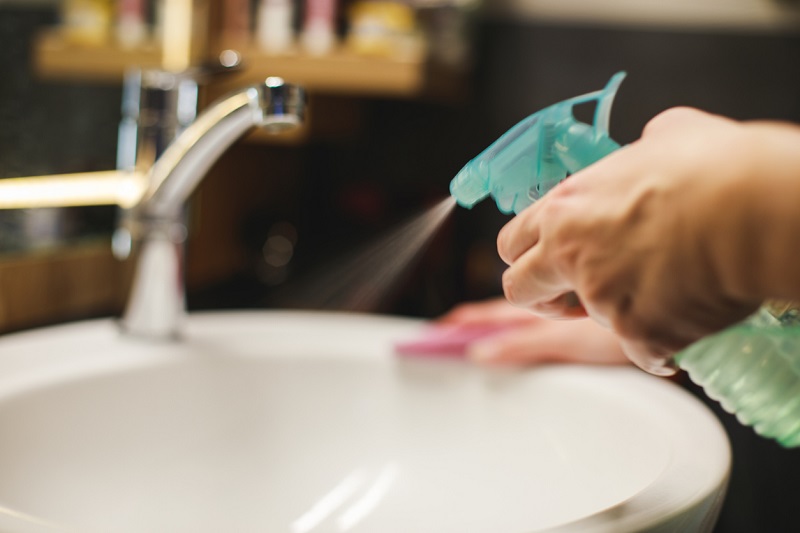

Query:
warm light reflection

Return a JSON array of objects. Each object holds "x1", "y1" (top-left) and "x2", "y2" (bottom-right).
[
  {"x1": 0, "y1": 503, "x2": 61, "y2": 528},
  {"x1": 291, "y1": 469, "x2": 367, "y2": 533},
  {"x1": 0, "y1": 171, "x2": 147, "y2": 209},
  {"x1": 337, "y1": 463, "x2": 399, "y2": 531}
]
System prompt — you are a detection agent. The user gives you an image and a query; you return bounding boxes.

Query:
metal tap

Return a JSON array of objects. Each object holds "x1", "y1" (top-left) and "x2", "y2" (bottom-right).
[{"x1": 118, "y1": 77, "x2": 306, "y2": 339}]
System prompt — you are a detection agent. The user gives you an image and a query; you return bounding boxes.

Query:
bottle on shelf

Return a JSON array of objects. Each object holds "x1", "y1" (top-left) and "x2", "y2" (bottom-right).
[
  {"x1": 256, "y1": 0, "x2": 295, "y2": 54},
  {"x1": 62, "y1": 0, "x2": 114, "y2": 46}
]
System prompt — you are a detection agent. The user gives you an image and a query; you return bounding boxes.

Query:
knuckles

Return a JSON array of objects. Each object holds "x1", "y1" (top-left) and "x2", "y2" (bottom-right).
[{"x1": 642, "y1": 106, "x2": 705, "y2": 138}]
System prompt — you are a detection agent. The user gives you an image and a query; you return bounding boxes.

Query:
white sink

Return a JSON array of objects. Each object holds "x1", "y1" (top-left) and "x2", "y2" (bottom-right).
[{"x1": 0, "y1": 311, "x2": 729, "y2": 533}]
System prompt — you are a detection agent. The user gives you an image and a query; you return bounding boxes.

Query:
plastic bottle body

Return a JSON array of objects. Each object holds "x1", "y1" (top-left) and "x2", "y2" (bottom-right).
[{"x1": 676, "y1": 305, "x2": 800, "y2": 447}]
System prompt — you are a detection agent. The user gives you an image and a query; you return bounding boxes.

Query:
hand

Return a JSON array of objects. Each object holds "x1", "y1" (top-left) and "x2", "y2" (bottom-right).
[
  {"x1": 437, "y1": 298, "x2": 627, "y2": 366},
  {"x1": 496, "y1": 107, "x2": 788, "y2": 375}
]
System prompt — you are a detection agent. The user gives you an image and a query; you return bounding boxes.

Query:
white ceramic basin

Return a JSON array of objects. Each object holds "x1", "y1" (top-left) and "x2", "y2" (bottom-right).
[{"x1": 0, "y1": 311, "x2": 729, "y2": 533}]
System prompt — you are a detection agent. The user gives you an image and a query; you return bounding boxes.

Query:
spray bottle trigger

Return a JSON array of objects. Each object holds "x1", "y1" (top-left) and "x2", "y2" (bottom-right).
[
  {"x1": 593, "y1": 71, "x2": 627, "y2": 137},
  {"x1": 551, "y1": 72, "x2": 626, "y2": 174},
  {"x1": 449, "y1": 71, "x2": 627, "y2": 215}
]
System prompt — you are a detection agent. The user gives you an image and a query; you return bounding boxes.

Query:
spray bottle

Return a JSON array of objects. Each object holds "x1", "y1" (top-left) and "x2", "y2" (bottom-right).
[{"x1": 450, "y1": 72, "x2": 800, "y2": 447}]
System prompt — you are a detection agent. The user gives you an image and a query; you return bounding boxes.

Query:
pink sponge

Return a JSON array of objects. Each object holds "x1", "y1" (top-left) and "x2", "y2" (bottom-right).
[{"x1": 394, "y1": 324, "x2": 513, "y2": 357}]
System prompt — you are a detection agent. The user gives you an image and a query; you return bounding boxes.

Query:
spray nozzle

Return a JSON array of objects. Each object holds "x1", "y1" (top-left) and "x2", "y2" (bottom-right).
[{"x1": 450, "y1": 72, "x2": 627, "y2": 215}]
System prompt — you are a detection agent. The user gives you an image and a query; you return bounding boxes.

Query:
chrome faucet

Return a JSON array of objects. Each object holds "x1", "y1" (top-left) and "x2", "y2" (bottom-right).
[{"x1": 117, "y1": 77, "x2": 306, "y2": 339}]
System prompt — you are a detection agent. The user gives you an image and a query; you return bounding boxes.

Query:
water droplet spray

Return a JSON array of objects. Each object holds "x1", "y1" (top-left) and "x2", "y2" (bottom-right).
[{"x1": 286, "y1": 196, "x2": 456, "y2": 312}]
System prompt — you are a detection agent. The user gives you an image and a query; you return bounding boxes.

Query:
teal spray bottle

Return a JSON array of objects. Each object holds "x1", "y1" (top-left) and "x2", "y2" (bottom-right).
[{"x1": 450, "y1": 72, "x2": 800, "y2": 447}]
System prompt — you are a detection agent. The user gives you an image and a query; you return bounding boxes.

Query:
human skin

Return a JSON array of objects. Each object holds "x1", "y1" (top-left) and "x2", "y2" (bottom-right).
[
  {"x1": 496, "y1": 107, "x2": 800, "y2": 375},
  {"x1": 437, "y1": 298, "x2": 627, "y2": 366}
]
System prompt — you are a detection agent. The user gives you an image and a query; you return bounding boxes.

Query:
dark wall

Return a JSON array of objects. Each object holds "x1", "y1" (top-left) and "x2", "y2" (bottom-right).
[
  {"x1": 0, "y1": 7, "x2": 120, "y2": 178},
  {"x1": 479, "y1": 21, "x2": 800, "y2": 140}
]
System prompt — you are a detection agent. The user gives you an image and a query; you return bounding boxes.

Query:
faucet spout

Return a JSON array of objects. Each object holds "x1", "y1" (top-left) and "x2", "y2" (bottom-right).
[
  {"x1": 140, "y1": 77, "x2": 305, "y2": 220},
  {"x1": 120, "y1": 77, "x2": 306, "y2": 339}
]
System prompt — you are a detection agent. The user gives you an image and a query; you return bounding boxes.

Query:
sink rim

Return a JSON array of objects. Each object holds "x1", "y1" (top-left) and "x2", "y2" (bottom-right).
[{"x1": 0, "y1": 310, "x2": 731, "y2": 533}]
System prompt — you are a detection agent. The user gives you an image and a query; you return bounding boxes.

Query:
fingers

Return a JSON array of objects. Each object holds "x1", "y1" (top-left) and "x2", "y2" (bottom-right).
[
  {"x1": 497, "y1": 202, "x2": 542, "y2": 265},
  {"x1": 619, "y1": 338, "x2": 678, "y2": 377},
  {"x1": 468, "y1": 319, "x2": 628, "y2": 366},
  {"x1": 501, "y1": 243, "x2": 577, "y2": 316},
  {"x1": 497, "y1": 180, "x2": 586, "y2": 317},
  {"x1": 436, "y1": 298, "x2": 540, "y2": 326},
  {"x1": 518, "y1": 292, "x2": 588, "y2": 319}
]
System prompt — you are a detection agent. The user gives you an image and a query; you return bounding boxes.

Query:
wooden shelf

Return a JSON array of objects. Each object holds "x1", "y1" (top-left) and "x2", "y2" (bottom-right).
[
  {"x1": 34, "y1": 29, "x2": 163, "y2": 82},
  {"x1": 217, "y1": 44, "x2": 427, "y2": 98},
  {"x1": 34, "y1": 29, "x2": 430, "y2": 97}
]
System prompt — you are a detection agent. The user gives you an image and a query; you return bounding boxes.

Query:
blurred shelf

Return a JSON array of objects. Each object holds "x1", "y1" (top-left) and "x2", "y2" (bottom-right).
[
  {"x1": 0, "y1": 240, "x2": 129, "y2": 333},
  {"x1": 33, "y1": 29, "x2": 163, "y2": 82},
  {"x1": 216, "y1": 44, "x2": 427, "y2": 97},
  {"x1": 33, "y1": 29, "x2": 434, "y2": 97}
]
